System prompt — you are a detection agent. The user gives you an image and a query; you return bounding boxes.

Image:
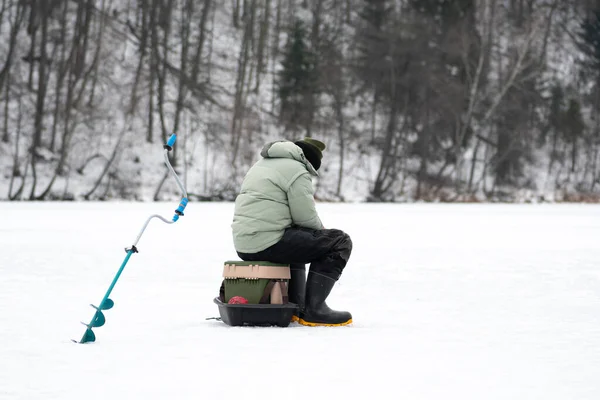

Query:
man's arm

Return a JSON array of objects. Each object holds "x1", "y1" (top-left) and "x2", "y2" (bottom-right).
[{"x1": 287, "y1": 173, "x2": 323, "y2": 230}]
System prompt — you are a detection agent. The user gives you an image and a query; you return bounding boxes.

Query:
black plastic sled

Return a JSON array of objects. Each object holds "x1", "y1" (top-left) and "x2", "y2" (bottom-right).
[{"x1": 213, "y1": 297, "x2": 298, "y2": 327}]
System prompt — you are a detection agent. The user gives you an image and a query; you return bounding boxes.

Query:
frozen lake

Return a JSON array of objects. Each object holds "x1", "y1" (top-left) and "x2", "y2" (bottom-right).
[{"x1": 1, "y1": 202, "x2": 599, "y2": 399}]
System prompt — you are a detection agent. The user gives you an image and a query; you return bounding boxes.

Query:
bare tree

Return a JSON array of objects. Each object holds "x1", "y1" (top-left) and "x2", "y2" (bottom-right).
[
  {"x1": 0, "y1": 0, "x2": 25, "y2": 111},
  {"x1": 231, "y1": 0, "x2": 256, "y2": 167},
  {"x1": 254, "y1": 0, "x2": 270, "y2": 92}
]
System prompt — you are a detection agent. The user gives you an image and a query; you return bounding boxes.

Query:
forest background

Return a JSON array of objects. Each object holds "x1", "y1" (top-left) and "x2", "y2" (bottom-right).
[{"x1": 2, "y1": 0, "x2": 600, "y2": 203}]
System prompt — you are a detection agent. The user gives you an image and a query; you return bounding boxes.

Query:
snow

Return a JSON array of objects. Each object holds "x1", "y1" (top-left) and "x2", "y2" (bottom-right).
[{"x1": 1, "y1": 202, "x2": 600, "y2": 399}]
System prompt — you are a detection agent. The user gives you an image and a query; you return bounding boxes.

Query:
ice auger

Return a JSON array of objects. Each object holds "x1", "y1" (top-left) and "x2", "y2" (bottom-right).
[{"x1": 74, "y1": 133, "x2": 188, "y2": 344}]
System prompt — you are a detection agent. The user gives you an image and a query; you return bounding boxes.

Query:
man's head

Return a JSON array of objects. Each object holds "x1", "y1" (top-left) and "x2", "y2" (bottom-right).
[{"x1": 294, "y1": 137, "x2": 326, "y2": 170}]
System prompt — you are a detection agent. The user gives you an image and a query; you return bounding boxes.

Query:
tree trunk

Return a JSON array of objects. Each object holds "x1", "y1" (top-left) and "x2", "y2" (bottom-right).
[
  {"x1": 26, "y1": 5, "x2": 37, "y2": 91},
  {"x1": 311, "y1": 0, "x2": 323, "y2": 47},
  {"x1": 334, "y1": 96, "x2": 345, "y2": 199},
  {"x1": 31, "y1": 1, "x2": 49, "y2": 151},
  {"x1": 173, "y1": 0, "x2": 194, "y2": 136},
  {"x1": 190, "y1": 0, "x2": 212, "y2": 83},
  {"x1": 147, "y1": 0, "x2": 161, "y2": 143},
  {"x1": 372, "y1": 102, "x2": 398, "y2": 200},
  {"x1": 87, "y1": 0, "x2": 112, "y2": 108},
  {"x1": 157, "y1": 0, "x2": 175, "y2": 144},
  {"x1": 153, "y1": 170, "x2": 170, "y2": 201},
  {"x1": 84, "y1": 128, "x2": 128, "y2": 200},
  {"x1": 370, "y1": 92, "x2": 378, "y2": 143},
  {"x1": 2, "y1": 69, "x2": 9, "y2": 144},
  {"x1": 129, "y1": 1, "x2": 149, "y2": 115},
  {"x1": 29, "y1": 0, "x2": 51, "y2": 200},
  {"x1": 254, "y1": 0, "x2": 270, "y2": 92},
  {"x1": 8, "y1": 91, "x2": 24, "y2": 200},
  {"x1": 571, "y1": 140, "x2": 578, "y2": 173},
  {"x1": 271, "y1": 0, "x2": 282, "y2": 114},
  {"x1": 0, "y1": 1, "x2": 25, "y2": 100},
  {"x1": 467, "y1": 138, "x2": 481, "y2": 193},
  {"x1": 232, "y1": 0, "x2": 240, "y2": 28},
  {"x1": 591, "y1": 145, "x2": 599, "y2": 192},
  {"x1": 231, "y1": 0, "x2": 255, "y2": 165},
  {"x1": 50, "y1": 0, "x2": 69, "y2": 152}
]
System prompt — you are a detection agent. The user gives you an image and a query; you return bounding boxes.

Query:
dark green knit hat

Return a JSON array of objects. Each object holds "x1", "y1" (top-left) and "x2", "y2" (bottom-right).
[{"x1": 294, "y1": 137, "x2": 326, "y2": 170}]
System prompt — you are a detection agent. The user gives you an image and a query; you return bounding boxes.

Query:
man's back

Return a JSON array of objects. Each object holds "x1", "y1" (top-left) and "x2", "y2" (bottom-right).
[{"x1": 231, "y1": 141, "x2": 322, "y2": 253}]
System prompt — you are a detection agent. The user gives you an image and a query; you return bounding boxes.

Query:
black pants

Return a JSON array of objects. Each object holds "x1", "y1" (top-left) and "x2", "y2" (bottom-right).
[{"x1": 237, "y1": 227, "x2": 352, "y2": 280}]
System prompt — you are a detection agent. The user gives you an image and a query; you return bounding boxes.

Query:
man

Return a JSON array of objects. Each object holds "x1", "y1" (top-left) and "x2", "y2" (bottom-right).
[{"x1": 231, "y1": 137, "x2": 352, "y2": 326}]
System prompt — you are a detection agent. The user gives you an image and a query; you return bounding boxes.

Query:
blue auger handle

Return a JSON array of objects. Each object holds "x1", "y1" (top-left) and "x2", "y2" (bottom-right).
[
  {"x1": 167, "y1": 134, "x2": 177, "y2": 147},
  {"x1": 173, "y1": 197, "x2": 188, "y2": 222},
  {"x1": 165, "y1": 133, "x2": 177, "y2": 150}
]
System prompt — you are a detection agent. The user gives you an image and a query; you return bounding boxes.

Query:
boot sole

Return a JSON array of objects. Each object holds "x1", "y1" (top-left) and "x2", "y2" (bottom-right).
[
  {"x1": 291, "y1": 315, "x2": 300, "y2": 323},
  {"x1": 298, "y1": 318, "x2": 352, "y2": 327}
]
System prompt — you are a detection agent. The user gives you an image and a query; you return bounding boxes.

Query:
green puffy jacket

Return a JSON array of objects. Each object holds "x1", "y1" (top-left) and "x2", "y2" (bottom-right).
[{"x1": 231, "y1": 140, "x2": 324, "y2": 253}]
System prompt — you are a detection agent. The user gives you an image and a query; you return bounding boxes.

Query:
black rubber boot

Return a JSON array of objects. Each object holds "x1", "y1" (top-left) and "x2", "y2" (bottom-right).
[
  {"x1": 288, "y1": 264, "x2": 306, "y2": 322},
  {"x1": 299, "y1": 272, "x2": 352, "y2": 326}
]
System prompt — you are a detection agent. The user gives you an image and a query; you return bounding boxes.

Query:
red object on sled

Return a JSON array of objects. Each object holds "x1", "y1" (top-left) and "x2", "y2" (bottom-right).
[{"x1": 228, "y1": 296, "x2": 249, "y2": 305}]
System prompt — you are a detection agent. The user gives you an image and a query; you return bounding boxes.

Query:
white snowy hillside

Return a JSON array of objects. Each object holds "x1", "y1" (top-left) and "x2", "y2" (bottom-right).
[{"x1": 1, "y1": 201, "x2": 600, "y2": 399}]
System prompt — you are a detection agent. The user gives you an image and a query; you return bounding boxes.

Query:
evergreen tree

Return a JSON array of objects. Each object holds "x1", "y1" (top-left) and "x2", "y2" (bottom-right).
[{"x1": 277, "y1": 19, "x2": 318, "y2": 136}]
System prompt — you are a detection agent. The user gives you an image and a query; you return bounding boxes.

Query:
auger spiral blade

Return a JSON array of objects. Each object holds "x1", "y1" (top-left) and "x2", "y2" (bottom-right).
[
  {"x1": 72, "y1": 327, "x2": 96, "y2": 344},
  {"x1": 90, "y1": 309, "x2": 106, "y2": 328},
  {"x1": 98, "y1": 299, "x2": 114, "y2": 310}
]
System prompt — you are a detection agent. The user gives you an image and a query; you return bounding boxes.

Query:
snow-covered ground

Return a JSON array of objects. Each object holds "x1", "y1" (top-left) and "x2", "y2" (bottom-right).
[{"x1": 1, "y1": 202, "x2": 599, "y2": 399}]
